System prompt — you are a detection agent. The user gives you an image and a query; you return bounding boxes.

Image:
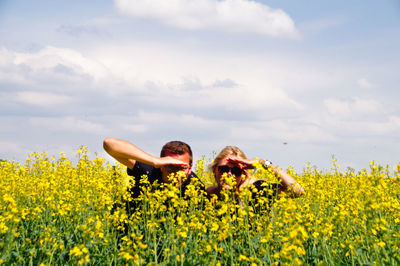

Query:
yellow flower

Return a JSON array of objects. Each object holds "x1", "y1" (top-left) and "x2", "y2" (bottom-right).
[
  {"x1": 377, "y1": 241, "x2": 386, "y2": 248},
  {"x1": 138, "y1": 242, "x2": 148, "y2": 249},
  {"x1": 121, "y1": 252, "x2": 134, "y2": 261},
  {"x1": 70, "y1": 246, "x2": 82, "y2": 257},
  {"x1": 211, "y1": 223, "x2": 219, "y2": 231},
  {"x1": 312, "y1": 232, "x2": 319, "y2": 238},
  {"x1": 238, "y1": 254, "x2": 248, "y2": 262}
]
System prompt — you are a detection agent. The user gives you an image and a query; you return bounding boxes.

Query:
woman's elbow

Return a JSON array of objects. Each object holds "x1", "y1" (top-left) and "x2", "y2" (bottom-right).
[{"x1": 295, "y1": 186, "x2": 305, "y2": 197}]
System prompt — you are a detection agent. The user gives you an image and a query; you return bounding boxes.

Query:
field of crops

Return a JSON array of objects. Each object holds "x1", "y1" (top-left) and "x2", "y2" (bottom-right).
[{"x1": 1, "y1": 147, "x2": 400, "y2": 265}]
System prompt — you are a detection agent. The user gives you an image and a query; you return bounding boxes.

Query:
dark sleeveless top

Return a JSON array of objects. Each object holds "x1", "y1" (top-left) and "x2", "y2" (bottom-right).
[{"x1": 247, "y1": 180, "x2": 281, "y2": 210}]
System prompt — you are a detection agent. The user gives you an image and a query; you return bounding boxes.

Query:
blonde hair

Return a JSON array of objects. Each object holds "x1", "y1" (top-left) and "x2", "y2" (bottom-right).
[{"x1": 210, "y1": 146, "x2": 248, "y2": 174}]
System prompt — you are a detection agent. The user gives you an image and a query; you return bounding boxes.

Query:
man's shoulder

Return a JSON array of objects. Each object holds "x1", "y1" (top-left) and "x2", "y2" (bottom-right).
[
  {"x1": 185, "y1": 171, "x2": 205, "y2": 191},
  {"x1": 127, "y1": 161, "x2": 161, "y2": 180},
  {"x1": 188, "y1": 171, "x2": 198, "y2": 178}
]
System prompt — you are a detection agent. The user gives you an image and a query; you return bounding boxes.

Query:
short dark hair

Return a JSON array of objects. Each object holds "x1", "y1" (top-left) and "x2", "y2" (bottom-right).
[{"x1": 160, "y1": 141, "x2": 193, "y2": 165}]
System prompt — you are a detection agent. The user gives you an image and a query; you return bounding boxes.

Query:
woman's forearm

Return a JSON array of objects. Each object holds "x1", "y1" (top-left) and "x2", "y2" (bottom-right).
[{"x1": 258, "y1": 159, "x2": 305, "y2": 197}]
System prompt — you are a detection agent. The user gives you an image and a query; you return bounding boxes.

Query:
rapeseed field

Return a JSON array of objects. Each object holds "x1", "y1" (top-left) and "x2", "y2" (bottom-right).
[{"x1": 1, "y1": 147, "x2": 400, "y2": 265}]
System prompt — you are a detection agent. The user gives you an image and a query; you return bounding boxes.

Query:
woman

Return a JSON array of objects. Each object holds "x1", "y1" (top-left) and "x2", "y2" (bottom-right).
[{"x1": 206, "y1": 146, "x2": 304, "y2": 203}]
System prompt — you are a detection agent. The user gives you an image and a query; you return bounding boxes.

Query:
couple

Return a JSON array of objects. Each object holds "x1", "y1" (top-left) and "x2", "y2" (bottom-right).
[{"x1": 103, "y1": 138, "x2": 304, "y2": 206}]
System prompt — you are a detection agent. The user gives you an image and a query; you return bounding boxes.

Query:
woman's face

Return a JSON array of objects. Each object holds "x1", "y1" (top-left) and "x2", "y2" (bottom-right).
[{"x1": 214, "y1": 157, "x2": 246, "y2": 188}]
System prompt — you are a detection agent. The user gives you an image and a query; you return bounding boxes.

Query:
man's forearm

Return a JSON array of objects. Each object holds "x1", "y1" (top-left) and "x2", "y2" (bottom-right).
[{"x1": 103, "y1": 137, "x2": 157, "y2": 167}]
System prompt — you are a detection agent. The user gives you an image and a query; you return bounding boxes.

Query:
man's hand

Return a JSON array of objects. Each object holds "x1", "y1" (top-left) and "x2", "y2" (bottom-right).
[{"x1": 153, "y1": 156, "x2": 189, "y2": 169}]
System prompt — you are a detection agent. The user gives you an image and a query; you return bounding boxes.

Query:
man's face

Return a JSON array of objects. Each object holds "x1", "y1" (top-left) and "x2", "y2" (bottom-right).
[{"x1": 160, "y1": 151, "x2": 192, "y2": 183}]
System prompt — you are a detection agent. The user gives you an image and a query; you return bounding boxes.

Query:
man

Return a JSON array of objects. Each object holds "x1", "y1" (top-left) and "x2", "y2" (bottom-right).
[{"x1": 103, "y1": 137, "x2": 203, "y2": 209}]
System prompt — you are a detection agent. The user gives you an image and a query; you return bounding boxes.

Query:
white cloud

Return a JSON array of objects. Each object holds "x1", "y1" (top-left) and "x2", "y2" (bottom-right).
[
  {"x1": 90, "y1": 43, "x2": 304, "y2": 113},
  {"x1": 135, "y1": 111, "x2": 218, "y2": 128},
  {"x1": 357, "y1": 78, "x2": 375, "y2": 89},
  {"x1": 321, "y1": 97, "x2": 400, "y2": 137},
  {"x1": 323, "y1": 115, "x2": 400, "y2": 136},
  {"x1": 324, "y1": 99, "x2": 351, "y2": 117},
  {"x1": 202, "y1": 83, "x2": 303, "y2": 111},
  {"x1": 364, "y1": 115, "x2": 400, "y2": 134},
  {"x1": 114, "y1": 0, "x2": 298, "y2": 37},
  {"x1": 29, "y1": 116, "x2": 107, "y2": 134},
  {"x1": 15, "y1": 91, "x2": 71, "y2": 106},
  {"x1": 0, "y1": 47, "x2": 15, "y2": 66},
  {"x1": 2, "y1": 42, "x2": 397, "y2": 170},
  {"x1": 0, "y1": 46, "x2": 112, "y2": 88},
  {"x1": 324, "y1": 97, "x2": 380, "y2": 118},
  {"x1": 137, "y1": 79, "x2": 303, "y2": 112},
  {"x1": 230, "y1": 119, "x2": 336, "y2": 143},
  {"x1": 132, "y1": 110, "x2": 335, "y2": 145},
  {"x1": 0, "y1": 141, "x2": 30, "y2": 159},
  {"x1": 0, "y1": 47, "x2": 31, "y2": 85},
  {"x1": 1, "y1": 45, "x2": 304, "y2": 115},
  {"x1": 352, "y1": 98, "x2": 380, "y2": 114},
  {"x1": 122, "y1": 124, "x2": 148, "y2": 133},
  {"x1": 14, "y1": 46, "x2": 109, "y2": 81}
]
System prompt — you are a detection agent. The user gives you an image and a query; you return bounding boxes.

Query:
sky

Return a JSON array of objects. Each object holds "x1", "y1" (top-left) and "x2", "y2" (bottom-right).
[{"x1": 0, "y1": 0, "x2": 400, "y2": 171}]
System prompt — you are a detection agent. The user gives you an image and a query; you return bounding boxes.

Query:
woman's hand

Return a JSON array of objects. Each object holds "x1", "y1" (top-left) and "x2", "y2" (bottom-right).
[{"x1": 226, "y1": 157, "x2": 256, "y2": 169}]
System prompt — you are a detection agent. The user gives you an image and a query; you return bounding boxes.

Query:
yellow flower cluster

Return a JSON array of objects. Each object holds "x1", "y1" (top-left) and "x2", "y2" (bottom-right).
[
  {"x1": 70, "y1": 244, "x2": 90, "y2": 264},
  {"x1": 0, "y1": 147, "x2": 399, "y2": 265}
]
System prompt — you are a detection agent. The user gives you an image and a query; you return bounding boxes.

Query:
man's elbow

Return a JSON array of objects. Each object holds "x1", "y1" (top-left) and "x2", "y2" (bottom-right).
[{"x1": 103, "y1": 137, "x2": 116, "y2": 153}]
